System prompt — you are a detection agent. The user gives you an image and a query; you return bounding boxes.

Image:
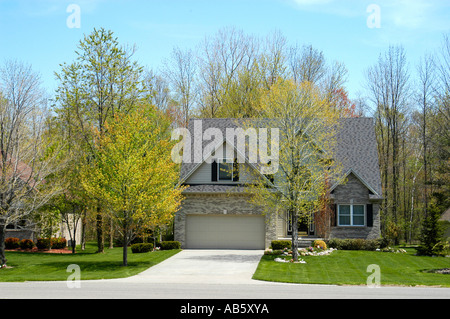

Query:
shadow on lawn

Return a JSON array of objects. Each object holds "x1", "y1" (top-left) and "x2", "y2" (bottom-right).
[{"x1": 38, "y1": 260, "x2": 151, "y2": 271}]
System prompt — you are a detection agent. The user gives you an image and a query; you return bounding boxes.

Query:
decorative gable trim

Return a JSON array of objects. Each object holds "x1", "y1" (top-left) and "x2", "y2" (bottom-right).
[
  {"x1": 330, "y1": 169, "x2": 380, "y2": 198},
  {"x1": 179, "y1": 136, "x2": 272, "y2": 186}
]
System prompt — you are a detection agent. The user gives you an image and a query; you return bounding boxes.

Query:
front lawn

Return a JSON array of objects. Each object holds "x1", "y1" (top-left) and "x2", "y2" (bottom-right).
[
  {"x1": 0, "y1": 243, "x2": 180, "y2": 282},
  {"x1": 252, "y1": 248, "x2": 450, "y2": 287}
]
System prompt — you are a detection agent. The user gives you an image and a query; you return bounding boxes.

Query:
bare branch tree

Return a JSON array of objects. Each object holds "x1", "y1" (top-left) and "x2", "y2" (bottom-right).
[
  {"x1": 366, "y1": 46, "x2": 411, "y2": 242},
  {"x1": 416, "y1": 53, "x2": 436, "y2": 217},
  {"x1": 288, "y1": 44, "x2": 326, "y2": 85},
  {"x1": 197, "y1": 26, "x2": 259, "y2": 117},
  {"x1": 144, "y1": 69, "x2": 170, "y2": 112},
  {"x1": 0, "y1": 60, "x2": 63, "y2": 266},
  {"x1": 163, "y1": 47, "x2": 198, "y2": 127}
]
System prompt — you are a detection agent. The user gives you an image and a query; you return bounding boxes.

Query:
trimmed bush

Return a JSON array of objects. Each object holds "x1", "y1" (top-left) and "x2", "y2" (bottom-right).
[
  {"x1": 36, "y1": 238, "x2": 51, "y2": 250},
  {"x1": 5, "y1": 237, "x2": 20, "y2": 249},
  {"x1": 312, "y1": 239, "x2": 327, "y2": 250},
  {"x1": 271, "y1": 240, "x2": 291, "y2": 250},
  {"x1": 347, "y1": 239, "x2": 366, "y2": 250},
  {"x1": 19, "y1": 239, "x2": 35, "y2": 250},
  {"x1": 326, "y1": 238, "x2": 381, "y2": 251},
  {"x1": 51, "y1": 238, "x2": 67, "y2": 249},
  {"x1": 363, "y1": 239, "x2": 381, "y2": 251},
  {"x1": 159, "y1": 241, "x2": 181, "y2": 250},
  {"x1": 131, "y1": 243, "x2": 154, "y2": 253}
]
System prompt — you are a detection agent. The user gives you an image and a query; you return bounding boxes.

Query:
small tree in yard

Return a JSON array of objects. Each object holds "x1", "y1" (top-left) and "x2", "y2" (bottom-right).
[
  {"x1": 82, "y1": 104, "x2": 184, "y2": 266},
  {"x1": 244, "y1": 79, "x2": 342, "y2": 262},
  {"x1": 417, "y1": 198, "x2": 445, "y2": 256}
]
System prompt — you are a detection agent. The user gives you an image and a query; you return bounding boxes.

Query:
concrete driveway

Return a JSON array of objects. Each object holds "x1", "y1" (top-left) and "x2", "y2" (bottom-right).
[{"x1": 120, "y1": 249, "x2": 265, "y2": 284}]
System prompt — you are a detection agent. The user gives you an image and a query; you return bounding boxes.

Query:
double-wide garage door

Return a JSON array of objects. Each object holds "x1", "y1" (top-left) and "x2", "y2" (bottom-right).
[{"x1": 185, "y1": 215, "x2": 265, "y2": 249}]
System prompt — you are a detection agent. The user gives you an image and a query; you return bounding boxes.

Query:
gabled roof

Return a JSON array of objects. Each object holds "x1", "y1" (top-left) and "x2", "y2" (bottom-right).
[
  {"x1": 440, "y1": 207, "x2": 450, "y2": 222},
  {"x1": 0, "y1": 154, "x2": 37, "y2": 189},
  {"x1": 332, "y1": 117, "x2": 382, "y2": 197},
  {"x1": 179, "y1": 118, "x2": 269, "y2": 184},
  {"x1": 179, "y1": 117, "x2": 382, "y2": 196}
]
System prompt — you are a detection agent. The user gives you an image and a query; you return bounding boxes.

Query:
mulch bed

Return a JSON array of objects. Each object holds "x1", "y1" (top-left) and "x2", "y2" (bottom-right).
[{"x1": 6, "y1": 247, "x2": 73, "y2": 254}]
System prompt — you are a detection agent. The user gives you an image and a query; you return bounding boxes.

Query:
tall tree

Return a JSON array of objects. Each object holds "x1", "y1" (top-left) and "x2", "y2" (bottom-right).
[
  {"x1": 197, "y1": 26, "x2": 259, "y2": 117},
  {"x1": 416, "y1": 54, "x2": 436, "y2": 218},
  {"x1": 41, "y1": 112, "x2": 87, "y2": 253},
  {"x1": 163, "y1": 47, "x2": 198, "y2": 127},
  {"x1": 0, "y1": 60, "x2": 62, "y2": 266},
  {"x1": 82, "y1": 105, "x2": 184, "y2": 266},
  {"x1": 55, "y1": 28, "x2": 148, "y2": 253},
  {"x1": 288, "y1": 44, "x2": 326, "y2": 85},
  {"x1": 244, "y1": 79, "x2": 341, "y2": 261},
  {"x1": 431, "y1": 34, "x2": 450, "y2": 210},
  {"x1": 366, "y1": 46, "x2": 410, "y2": 242}
]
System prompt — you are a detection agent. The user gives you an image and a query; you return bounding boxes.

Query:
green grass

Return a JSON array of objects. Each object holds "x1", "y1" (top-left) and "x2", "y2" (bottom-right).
[
  {"x1": 0, "y1": 243, "x2": 180, "y2": 282},
  {"x1": 253, "y1": 248, "x2": 450, "y2": 287}
]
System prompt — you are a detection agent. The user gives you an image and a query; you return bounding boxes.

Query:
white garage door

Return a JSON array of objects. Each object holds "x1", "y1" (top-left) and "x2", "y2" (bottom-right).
[{"x1": 185, "y1": 215, "x2": 265, "y2": 249}]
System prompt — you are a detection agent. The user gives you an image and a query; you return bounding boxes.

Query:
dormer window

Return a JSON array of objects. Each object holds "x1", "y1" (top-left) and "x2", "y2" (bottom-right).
[
  {"x1": 211, "y1": 158, "x2": 239, "y2": 182},
  {"x1": 218, "y1": 158, "x2": 233, "y2": 181}
]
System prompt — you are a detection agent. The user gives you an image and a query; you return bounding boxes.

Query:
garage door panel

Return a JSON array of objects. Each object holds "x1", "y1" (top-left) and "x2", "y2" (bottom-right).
[{"x1": 186, "y1": 215, "x2": 265, "y2": 249}]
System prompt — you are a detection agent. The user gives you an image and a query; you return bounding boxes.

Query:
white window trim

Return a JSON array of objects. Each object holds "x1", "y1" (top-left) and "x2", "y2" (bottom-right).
[
  {"x1": 338, "y1": 204, "x2": 366, "y2": 227},
  {"x1": 217, "y1": 158, "x2": 234, "y2": 181}
]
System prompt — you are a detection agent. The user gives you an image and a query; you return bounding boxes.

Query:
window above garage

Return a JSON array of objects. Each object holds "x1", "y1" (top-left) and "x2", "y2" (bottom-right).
[
  {"x1": 212, "y1": 158, "x2": 239, "y2": 182},
  {"x1": 218, "y1": 158, "x2": 233, "y2": 181}
]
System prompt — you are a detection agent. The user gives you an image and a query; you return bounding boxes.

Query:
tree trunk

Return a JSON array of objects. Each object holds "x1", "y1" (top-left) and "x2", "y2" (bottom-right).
[
  {"x1": 96, "y1": 205, "x2": 104, "y2": 253},
  {"x1": 109, "y1": 217, "x2": 114, "y2": 249},
  {"x1": 122, "y1": 232, "x2": 128, "y2": 267},
  {"x1": 81, "y1": 211, "x2": 86, "y2": 250},
  {"x1": 71, "y1": 240, "x2": 76, "y2": 254},
  {"x1": 0, "y1": 225, "x2": 7, "y2": 266},
  {"x1": 291, "y1": 210, "x2": 299, "y2": 262}
]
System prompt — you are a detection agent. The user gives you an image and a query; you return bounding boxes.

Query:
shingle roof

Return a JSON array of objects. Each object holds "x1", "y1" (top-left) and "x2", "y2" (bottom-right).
[
  {"x1": 332, "y1": 117, "x2": 382, "y2": 196},
  {"x1": 179, "y1": 118, "x2": 265, "y2": 183},
  {"x1": 440, "y1": 207, "x2": 450, "y2": 222},
  {"x1": 179, "y1": 117, "x2": 382, "y2": 196},
  {"x1": 182, "y1": 184, "x2": 247, "y2": 194}
]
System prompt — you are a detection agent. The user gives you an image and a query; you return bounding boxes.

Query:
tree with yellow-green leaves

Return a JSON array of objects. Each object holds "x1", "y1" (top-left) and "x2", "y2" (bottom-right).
[
  {"x1": 243, "y1": 79, "x2": 343, "y2": 262},
  {"x1": 81, "y1": 104, "x2": 184, "y2": 266},
  {"x1": 55, "y1": 28, "x2": 149, "y2": 253}
]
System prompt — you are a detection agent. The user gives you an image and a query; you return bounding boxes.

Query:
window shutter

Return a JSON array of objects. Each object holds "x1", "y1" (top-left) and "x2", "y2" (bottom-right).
[
  {"x1": 367, "y1": 204, "x2": 373, "y2": 227},
  {"x1": 331, "y1": 204, "x2": 337, "y2": 227},
  {"x1": 232, "y1": 159, "x2": 239, "y2": 182},
  {"x1": 211, "y1": 160, "x2": 218, "y2": 182}
]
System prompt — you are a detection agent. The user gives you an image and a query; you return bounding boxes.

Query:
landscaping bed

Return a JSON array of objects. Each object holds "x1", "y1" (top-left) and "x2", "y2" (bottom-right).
[{"x1": 6, "y1": 247, "x2": 72, "y2": 254}]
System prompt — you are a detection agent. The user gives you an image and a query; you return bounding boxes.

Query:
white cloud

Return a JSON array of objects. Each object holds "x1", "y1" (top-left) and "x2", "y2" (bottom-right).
[{"x1": 379, "y1": 0, "x2": 450, "y2": 31}]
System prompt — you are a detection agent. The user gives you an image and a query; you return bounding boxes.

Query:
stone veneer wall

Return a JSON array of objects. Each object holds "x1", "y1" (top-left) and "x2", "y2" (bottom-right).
[
  {"x1": 5, "y1": 229, "x2": 36, "y2": 241},
  {"x1": 175, "y1": 193, "x2": 277, "y2": 248},
  {"x1": 330, "y1": 173, "x2": 381, "y2": 240}
]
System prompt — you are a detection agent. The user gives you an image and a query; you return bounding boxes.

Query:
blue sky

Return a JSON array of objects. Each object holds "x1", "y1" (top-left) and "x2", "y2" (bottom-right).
[{"x1": 1, "y1": 0, "x2": 449, "y2": 101}]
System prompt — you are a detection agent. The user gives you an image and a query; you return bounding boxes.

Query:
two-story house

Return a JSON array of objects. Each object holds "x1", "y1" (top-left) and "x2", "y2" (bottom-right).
[{"x1": 174, "y1": 118, "x2": 382, "y2": 249}]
